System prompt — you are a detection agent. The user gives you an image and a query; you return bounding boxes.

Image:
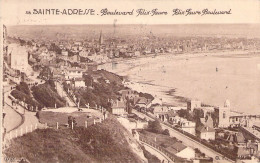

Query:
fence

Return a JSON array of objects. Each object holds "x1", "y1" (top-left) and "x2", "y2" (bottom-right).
[
  {"x1": 3, "y1": 123, "x2": 45, "y2": 150},
  {"x1": 142, "y1": 111, "x2": 237, "y2": 161},
  {"x1": 4, "y1": 115, "x2": 107, "y2": 144}
]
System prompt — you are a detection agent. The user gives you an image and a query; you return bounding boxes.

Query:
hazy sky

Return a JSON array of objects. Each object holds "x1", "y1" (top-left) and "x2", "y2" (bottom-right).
[
  {"x1": 1, "y1": 0, "x2": 259, "y2": 25},
  {"x1": 6, "y1": 24, "x2": 260, "y2": 40}
]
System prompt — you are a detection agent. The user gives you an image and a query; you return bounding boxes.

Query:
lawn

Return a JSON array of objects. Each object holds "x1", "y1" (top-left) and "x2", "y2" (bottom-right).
[{"x1": 37, "y1": 110, "x2": 103, "y2": 127}]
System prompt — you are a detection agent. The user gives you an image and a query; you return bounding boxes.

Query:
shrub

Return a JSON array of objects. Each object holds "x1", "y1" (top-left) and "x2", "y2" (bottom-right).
[
  {"x1": 10, "y1": 90, "x2": 43, "y2": 110},
  {"x1": 32, "y1": 83, "x2": 66, "y2": 108},
  {"x1": 147, "y1": 120, "x2": 163, "y2": 133},
  {"x1": 139, "y1": 92, "x2": 154, "y2": 100},
  {"x1": 162, "y1": 129, "x2": 170, "y2": 136}
]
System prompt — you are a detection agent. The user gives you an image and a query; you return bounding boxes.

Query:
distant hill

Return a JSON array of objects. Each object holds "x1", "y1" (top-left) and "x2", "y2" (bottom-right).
[{"x1": 4, "y1": 116, "x2": 147, "y2": 163}]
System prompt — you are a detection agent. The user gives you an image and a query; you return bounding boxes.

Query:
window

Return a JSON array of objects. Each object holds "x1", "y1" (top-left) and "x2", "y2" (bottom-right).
[{"x1": 223, "y1": 112, "x2": 226, "y2": 119}]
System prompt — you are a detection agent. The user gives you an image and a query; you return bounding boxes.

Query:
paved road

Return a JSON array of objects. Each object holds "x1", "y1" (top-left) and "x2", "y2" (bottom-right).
[
  {"x1": 133, "y1": 110, "x2": 234, "y2": 163},
  {"x1": 3, "y1": 86, "x2": 44, "y2": 140},
  {"x1": 141, "y1": 141, "x2": 172, "y2": 163},
  {"x1": 55, "y1": 82, "x2": 76, "y2": 107},
  {"x1": 3, "y1": 104, "x2": 23, "y2": 133},
  {"x1": 3, "y1": 87, "x2": 24, "y2": 133}
]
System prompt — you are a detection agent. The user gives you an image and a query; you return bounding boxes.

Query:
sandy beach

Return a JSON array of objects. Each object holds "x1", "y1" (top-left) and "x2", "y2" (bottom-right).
[{"x1": 99, "y1": 51, "x2": 260, "y2": 114}]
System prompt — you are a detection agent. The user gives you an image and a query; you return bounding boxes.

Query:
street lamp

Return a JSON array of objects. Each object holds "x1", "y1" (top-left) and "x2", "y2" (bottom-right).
[{"x1": 23, "y1": 97, "x2": 26, "y2": 114}]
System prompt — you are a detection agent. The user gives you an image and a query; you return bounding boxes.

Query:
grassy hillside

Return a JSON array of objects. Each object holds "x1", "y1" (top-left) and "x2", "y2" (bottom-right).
[
  {"x1": 4, "y1": 116, "x2": 147, "y2": 163},
  {"x1": 32, "y1": 82, "x2": 66, "y2": 108},
  {"x1": 64, "y1": 69, "x2": 126, "y2": 109}
]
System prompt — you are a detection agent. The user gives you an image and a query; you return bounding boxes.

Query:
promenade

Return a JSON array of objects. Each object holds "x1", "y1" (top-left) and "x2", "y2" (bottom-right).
[{"x1": 3, "y1": 86, "x2": 44, "y2": 144}]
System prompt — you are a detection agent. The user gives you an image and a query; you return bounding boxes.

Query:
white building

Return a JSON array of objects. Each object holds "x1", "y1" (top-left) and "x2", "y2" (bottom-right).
[
  {"x1": 64, "y1": 67, "x2": 84, "y2": 80},
  {"x1": 111, "y1": 100, "x2": 126, "y2": 115},
  {"x1": 181, "y1": 120, "x2": 196, "y2": 135},
  {"x1": 168, "y1": 106, "x2": 187, "y2": 111},
  {"x1": 74, "y1": 79, "x2": 86, "y2": 88},
  {"x1": 152, "y1": 105, "x2": 169, "y2": 121},
  {"x1": 9, "y1": 44, "x2": 29, "y2": 73},
  {"x1": 170, "y1": 116, "x2": 196, "y2": 135},
  {"x1": 197, "y1": 126, "x2": 215, "y2": 140},
  {"x1": 176, "y1": 146, "x2": 195, "y2": 160},
  {"x1": 61, "y1": 50, "x2": 69, "y2": 56}
]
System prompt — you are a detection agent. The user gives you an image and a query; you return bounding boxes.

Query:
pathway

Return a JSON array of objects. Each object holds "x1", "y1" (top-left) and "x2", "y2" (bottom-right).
[
  {"x1": 55, "y1": 81, "x2": 76, "y2": 107},
  {"x1": 3, "y1": 86, "x2": 24, "y2": 133},
  {"x1": 141, "y1": 141, "x2": 172, "y2": 163}
]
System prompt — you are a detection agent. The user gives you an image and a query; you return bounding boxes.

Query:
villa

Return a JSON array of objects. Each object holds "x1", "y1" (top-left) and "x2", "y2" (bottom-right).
[
  {"x1": 111, "y1": 99, "x2": 126, "y2": 115},
  {"x1": 152, "y1": 105, "x2": 169, "y2": 121},
  {"x1": 64, "y1": 67, "x2": 84, "y2": 80},
  {"x1": 196, "y1": 125, "x2": 215, "y2": 140}
]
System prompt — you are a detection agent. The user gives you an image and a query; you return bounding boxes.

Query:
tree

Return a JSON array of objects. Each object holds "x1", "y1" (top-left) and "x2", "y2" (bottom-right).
[
  {"x1": 177, "y1": 109, "x2": 194, "y2": 121},
  {"x1": 148, "y1": 120, "x2": 163, "y2": 133},
  {"x1": 49, "y1": 43, "x2": 62, "y2": 54},
  {"x1": 162, "y1": 129, "x2": 170, "y2": 136},
  {"x1": 16, "y1": 82, "x2": 31, "y2": 95}
]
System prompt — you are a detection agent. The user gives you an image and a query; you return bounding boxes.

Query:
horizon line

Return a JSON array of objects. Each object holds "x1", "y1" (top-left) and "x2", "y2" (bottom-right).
[{"x1": 5, "y1": 23, "x2": 260, "y2": 26}]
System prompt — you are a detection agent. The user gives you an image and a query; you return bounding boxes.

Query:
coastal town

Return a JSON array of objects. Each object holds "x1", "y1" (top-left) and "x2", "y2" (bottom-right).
[{"x1": 2, "y1": 24, "x2": 260, "y2": 163}]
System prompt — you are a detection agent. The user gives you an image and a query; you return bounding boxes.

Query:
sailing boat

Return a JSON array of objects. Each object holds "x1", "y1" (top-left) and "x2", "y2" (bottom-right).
[{"x1": 162, "y1": 66, "x2": 166, "y2": 73}]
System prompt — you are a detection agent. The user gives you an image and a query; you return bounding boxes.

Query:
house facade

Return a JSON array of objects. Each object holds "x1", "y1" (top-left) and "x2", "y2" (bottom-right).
[
  {"x1": 111, "y1": 100, "x2": 126, "y2": 115},
  {"x1": 196, "y1": 126, "x2": 215, "y2": 140},
  {"x1": 64, "y1": 67, "x2": 84, "y2": 80}
]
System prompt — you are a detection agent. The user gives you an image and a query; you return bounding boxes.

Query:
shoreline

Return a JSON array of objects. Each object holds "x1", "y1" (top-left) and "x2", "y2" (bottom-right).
[
  {"x1": 99, "y1": 50, "x2": 260, "y2": 114},
  {"x1": 99, "y1": 49, "x2": 260, "y2": 67}
]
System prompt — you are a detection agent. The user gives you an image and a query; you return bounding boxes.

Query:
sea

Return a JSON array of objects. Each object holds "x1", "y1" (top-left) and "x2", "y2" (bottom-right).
[{"x1": 100, "y1": 53, "x2": 260, "y2": 114}]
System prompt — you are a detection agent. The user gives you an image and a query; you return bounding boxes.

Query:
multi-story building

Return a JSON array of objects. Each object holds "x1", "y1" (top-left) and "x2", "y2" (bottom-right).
[{"x1": 9, "y1": 44, "x2": 30, "y2": 74}]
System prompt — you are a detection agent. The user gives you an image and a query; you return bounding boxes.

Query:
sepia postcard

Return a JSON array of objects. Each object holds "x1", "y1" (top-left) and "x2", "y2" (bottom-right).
[{"x1": 0, "y1": 0, "x2": 260, "y2": 162}]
